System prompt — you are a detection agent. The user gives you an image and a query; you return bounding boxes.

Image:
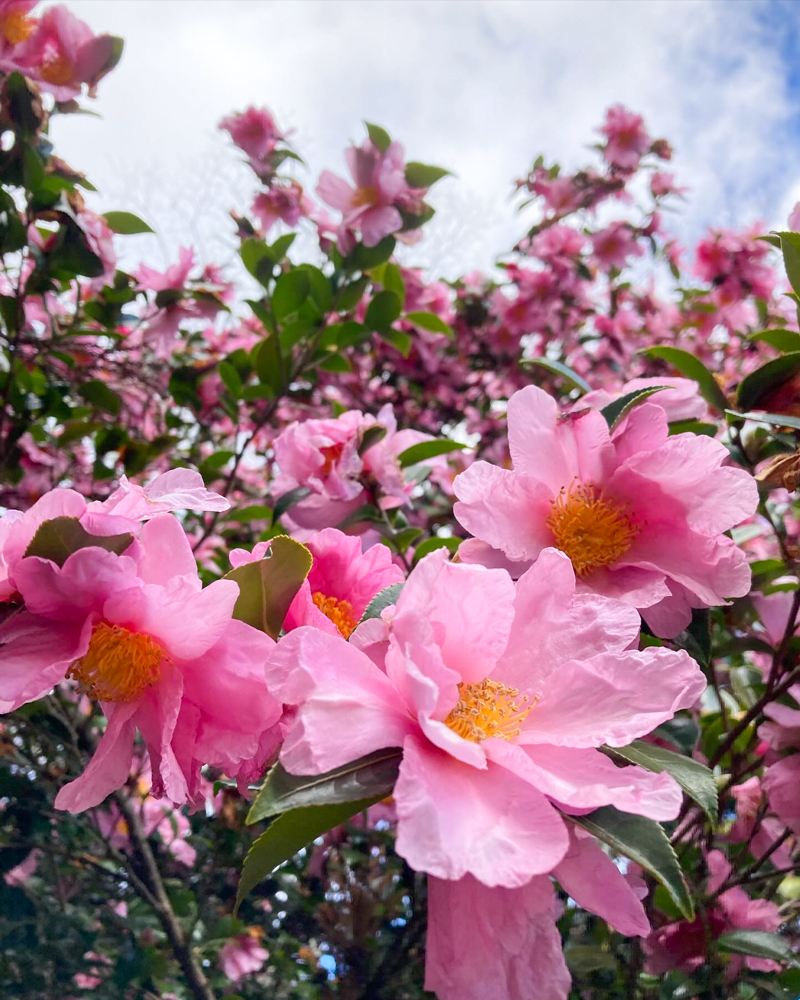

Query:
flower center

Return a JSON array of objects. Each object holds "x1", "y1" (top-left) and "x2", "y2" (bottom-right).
[
  {"x1": 39, "y1": 53, "x2": 74, "y2": 86},
  {"x1": 320, "y1": 442, "x2": 345, "y2": 476},
  {"x1": 312, "y1": 592, "x2": 357, "y2": 638},
  {"x1": 67, "y1": 622, "x2": 164, "y2": 703},
  {"x1": 546, "y1": 481, "x2": 639, "y2": 577},
  {"x1": 445, "y1": 679, "x2": 532, "y2": 743},
  {"x1": 2, "y1": 11, "x2": 34, "y2": 45},
  {"x1": 352, "y1": 185, "x2": 379, "y2": 208}
]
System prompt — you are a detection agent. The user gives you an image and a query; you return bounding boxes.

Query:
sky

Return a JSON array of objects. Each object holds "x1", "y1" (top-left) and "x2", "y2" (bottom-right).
[{"x1": 53, "y1": 0, "x2": 800, "y2": 280}]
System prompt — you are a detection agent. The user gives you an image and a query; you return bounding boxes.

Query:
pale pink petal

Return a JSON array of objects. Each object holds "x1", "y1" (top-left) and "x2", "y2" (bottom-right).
[
  {"x1": 54, "y1": 703, "x2": 138, "y2": 813},
  {"x1": 394, "y1": 735, "x2": 569, "y2": 886},
  {"x1": 611, "y1": 401, "x2": 669, "y2": 463},
  {"x1": 0, "y1": 612, "x2": 89, "y2": 710},
  {"x1": 516, "y1": 647, "x2": 705, "y2": 748},
  {"x1": 360, "y1": 205, "x2": 403, "y2": 247},
  {"x1": 426, "y1": 874, "x2": 570, "y2": 1000},
  {"x1": 138, "y1": 578, "x2": 239, "y2": 660},
  {"x1": 764, "y1": 756, "x2": 800, "y2": 836},
  {"x1": 135, "y1": 667, "x2": 187, "y2": 803},
  {"x1": 136, "y1": 514, "x2": 197, "y2": 586},
  {"x1": 554, "y1": 829, "x2": 650, "y2": 937},
  {"x1": 316, "y1": 170, "x2": 355, "y2": 211},
  {"x1": 578, "y1": 564, "x2": 670, "y2": 609},
  {"x1": 453, "y1": 463, "x2": 553, "y2": 563},
  {"x1": 754, "y1": 591, "x2": 793, "y2": 647},
  {"x1": 456, "y1": 538, "x2": 531, "y2": 576},
  {"x1": 15, "y1": 548, "x2": 140, "y2": 621},
  {"x1": 497, "y1": 548, "x2": 641, "y2": 691}
]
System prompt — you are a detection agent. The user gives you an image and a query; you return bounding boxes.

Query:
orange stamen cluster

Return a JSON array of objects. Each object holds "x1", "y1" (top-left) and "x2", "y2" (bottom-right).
[
  {"x1": 320, "y1": 442, "x2": 345, "y2": 476},
  {"x1": 39, "y1": 54, "x2": 74, "y2": 86},
  {"x1": 546, "y1": 481, "x2": 639, "y2": 577},
  {"x1": 2, "y1": 10, "x2": 34, "y2": 45},
  {"x1": 312, "y1": 592, "x2": 358, "y2": 639},
  {"x1": 67, "y1": 622, "x2": 164, "y2": 703},
  {"x1": 351, "y1": 185, "x2": 379, "y2": 208},
  {"x1": 445, "y1": 679, "x2": 532, "y2": 743}
]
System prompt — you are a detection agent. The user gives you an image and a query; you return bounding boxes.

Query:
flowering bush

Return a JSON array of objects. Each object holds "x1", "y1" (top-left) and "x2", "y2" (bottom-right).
[{"x1": 5, "y1": 5, "x2": 800, "y2": 1000}]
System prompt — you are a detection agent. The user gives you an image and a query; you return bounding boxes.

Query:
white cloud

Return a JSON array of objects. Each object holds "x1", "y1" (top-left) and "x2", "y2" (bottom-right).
[{"x1": 55, "y1": 0, "x2": 799, "y2": 276}]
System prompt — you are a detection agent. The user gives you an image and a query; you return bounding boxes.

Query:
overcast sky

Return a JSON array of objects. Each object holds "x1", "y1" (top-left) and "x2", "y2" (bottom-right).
[{"x1": 55, "y1": 0, "x2": 800, "y2": 278}]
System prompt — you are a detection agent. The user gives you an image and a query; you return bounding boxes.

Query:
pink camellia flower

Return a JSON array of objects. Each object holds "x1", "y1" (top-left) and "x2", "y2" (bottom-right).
[
  {"x1": 230, "y1": 527, "x2": 402, "y2": 639},
  {"x1": 4, "y1": 848, "x2": 39, "y2": 886},
  {"x1": 644, "y1": 850, "x2": 782, "y2": 978},
  {"x1": 251, "y1": 181, "x2": 311, "y2": 234},
  {"x1": 591, "y1": 221, "x2": 644, "y2": 271},
  {"x1": 578, "y1": 377, "x2": 709, "y2": 425},
  {"x1": 317, "y1": 138, "x2": 410, "y2": 253},
  {"x1": 598, "y1": 105, "x2": 651, "y2": 172},
  {"x1": 728, "y1": 776, "x2": 792, "y2": 869},
  {"x1": 453, "y1": 385, "x2": 757, "y2": 637},
  {"x1": 650, "y1": 171, "x2": 687, "y2": 199},
  {"x1": 88, "y1": 468, "x2": 230, "y2": 521},
  {"x1": 271, "y1": 404, "x2": 437, "y2": 533},
  {"x1": 0, "y1": 514, "x2": 281, "y2": 812},
  {"x1": 789, "y1": 201, "x2": 800, "y2": 233},
  {"x1": 219, "y1": 930, "x2": 269, "y2": 982},
  {"x1": 11, "y1": 4, "x2": 120, "y2": 99},
  {"x1": 266, "y1": 547, "x2": 706, "y2": 1000},
  {"x1": 0, "y1": 2, "x2": 37, "y2": 62},
  {"x1": 219, "y1": 106, "x2": 283, "y2": 169}
]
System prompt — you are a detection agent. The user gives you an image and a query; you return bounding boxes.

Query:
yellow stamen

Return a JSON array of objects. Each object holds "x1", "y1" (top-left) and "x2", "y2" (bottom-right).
[
  {"x1": 67, "y1": 622, "x2": 165, "y2": 703},
  {"x1": 546, "y1": 481, "x2": 639, "y2": 577},
  {"x1": 445, "y1": 678, "x2": 533, "y2": 743},
  {"x1": 39, "y1": 54, "x2": 74, "y2": 86},
  {"x1": 351, "y1": 185, "x2": 379, "y2": 208},
  {"x1": 2, "y1": 11, "x2": 34, "y2": 45},
  {"x1": 312, "y1": 592, "x2": 357, "y2": 639}
]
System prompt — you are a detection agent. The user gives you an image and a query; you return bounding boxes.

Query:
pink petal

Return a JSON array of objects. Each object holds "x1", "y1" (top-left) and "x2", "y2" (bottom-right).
[
  {"x1": 611, "y1": 401, "x2": 669, "y2": 463},
  {"x1": 453, "y1": 463, "x2": 554, "y2": 564},
  {"x1": 360, "y1": 205, "x2": 403, "y2": 247},
  {"x1": 135, "y1": 667, "x2": 187, "y2": 804},
  {"x1": 137, "y1": 514, "x2": 198, "y2": 585},
  {"x1": 3, "y1": 488, "x2": 86, "y2": 573},
  {"x1": 54, "y1": 703, "x2": 138, "y2": 813},
  {"x1": 15, "y1": 548, "x2": 140, "y2": 621},
  {"x1": 516, "y1": 647, "x2": 706, "y2": 748},
  {"x1": 456, "y1": 538, "x2": 531, "y2": 576},
  {"x1": 0, "y1": 612, "x2": 89, "y2": 710},
  {"x1": 497, "y1": 548, "x2": 641, "y2": 692},
  {"x1": 554, "y1": 829, "x2": 650, "y2": 936},
  {"x1": 316, "y1": 170, "x2": 355, "y2": 212},
  {"x1": 394, "y1": 735, "x2": 569, "y2": 886},
  {"x1": 138, "y1": 577, "x2": 239, "y2": 660},
  {"x1": 426, "y1": 874, "x2": 570, "y2": 1000}
]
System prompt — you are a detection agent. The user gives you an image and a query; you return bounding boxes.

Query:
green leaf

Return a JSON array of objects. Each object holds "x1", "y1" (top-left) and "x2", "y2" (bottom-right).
[
  {"x1": 364, "y1": 121, "x2": 391, "y2": 153},
  {"x1": 728, "y1": 409, "x2": 800, "y2": 432},
  {"x1": 272, "y1": 486, "x2": 311, "y2": 523},
  {"x1": 365, "y1": 290, "x2": 402, "y2": 332},
  {"x1": 227, "y1": 505, "x2": 272, "y2": 522},
  {"x1": 568, "y1": 806, "x2": 694, "y2": 919},
  {"x1": 717, "y1": 930, "x2": 796, "y2": 966},
  {"x1": 218, "y1": 361, "x2": 243, "y2": 399},
  {"x1": 319, "y1": 353, "x2": 352, "y2": 373},
  {"x1": 247, "y1": 747, "x2": 402, "y2": 824},
  {"x1": 524, "y1": 357, "x2": 591, "y2": 394},
  {"x1": 102, "y1": 211, "x2": 154, "y2": 235},
  {"x1": 269, "y1": 233, "x2": 296, "y2": 262},
  {"x1": 240, "y1": 239, "x2": 273, "y2": 285},
  {"x1": 222, "y1": 535, "x2": 312, "y2": 639},
  {"x1": 236, "y1": 797, "x2": 380, "y2": 912},
  {"x1": 253, "y1": 335, "x2": 283, "y2": 395},
  {"x1": 272, "y1": 270, "x2": 309, "y2": 321},
  {"x1": 295, "y1": 263, "x2": 333, "y2": 315},
  {"x1": 379, "y1": 262, "x2": 406, "y2": 301},
  {"x1": 359, "y1": 582, "x2": 404, "y2": 624},
  {"x1": 379, "y1": 326, "x2": 412, "y2": 356},
  {"x1": 411, "y1": 536, "x2": 461, "y2": 566},
  {"x1": 603, "y1": 739, "x2": 717, "y2": 822},
  {"x1": 638, "y1": 346, "x2": 729, "y2": 414},
  {"x1": 774, "y1": 231, "x2": 800, "y2": 299},
  {"x1": 675, "y1": 608, "x2": 711, "y2": 669},
  {"x1": 336, "y1": 275, "x2": 370, "y2": 312},
  {"x1": 25, "y1": 516, "x2": 132, "y2": 567},
  {"x1": 404, "y1": 162, "x2": 451, "y2": 188},
  {"x1": 736, "y1": 353, "x2": 800, "y2": 412},
  {"x1": 600, "y1": 386, "x2": 669, "y2": 430},
  {"x1": 668, "y1": 419, "x2": 718, "y2": 437},
  {"x1": 393, "y1": 526, "x2": 424, "y2": 553},
  {"x1": 350, "y1": 236, "x2": 396, "y2": 271},
  {"x1": 406, "y1": 311, "x2": 453, "y2": 339},
  {"x1": 358, "y1": 424, "x2": 387, "y2": 456},
  {"x1": 78, "y1": 379, "x2": 122, "y2": 416},
  {"x1": 749, "y1": 329, "x2": 800, "y2": 353},
  {"x1": 397, "y1": 438, "x2": 466, "y2": 468}
]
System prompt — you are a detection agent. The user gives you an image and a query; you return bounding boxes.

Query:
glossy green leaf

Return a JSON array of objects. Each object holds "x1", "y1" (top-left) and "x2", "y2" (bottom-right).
[
  {"x1": 668, "y1": 419, "x2": 718, "y2": 437},
  {"x1": 404, "y1": 162, "x2": 451, "y2": 188},
  {"x1": 749, "y1": 329, "x2": 800, "y2": 353},
  {"x1": 25, "y1": 516, "x2": 133, "y2": 567},
  {"x1": 247, "y1": 747, "x2": 402, "y2": 824},
  {"x1": 379, "y1": 326, "x2": 412, "y2": 356},
  {"x1": 222, "y1": 535, "x2": 312, "y2": 639},
  {"x1": 235, "y1": 797, "x2": 381, "y2": 913},
  {"x1": 736, "y1": 353, "x2": 800, "y2": 412},
  {"x1": 253, "y1": 335, "x2": 283, "y2": 395},
  {"x1": 600, "y1": 386, "x2": 668, "y2": 430},
  {"x1": 397, "y1": 438, "x2": 466, "y2": 468},
  {"x1": 102, "y1": 211, "x2": 154, "y2": 235},
  {"x1": 365, "y1": 290, "x2": 402, "y2": 332},
  {"x1": 406, "y1": 310, "x2": 453, "y2": 338},
  {"x1": 717, "y1": 930, "x2": 796, "y2": 966},
  {"x1": 524, "y1": 357, "x2": 591, "y2": 394},
  {"x1": 350, "y1": 236, "x2": 396, "y2": 270},
  {"x1": 218, "y1": 361, "x2": 243, "y2": 399},
  {"x1": 774, "y1": 231, "x2": 800, "y2": 299},
  {"x1": 727, "y1": 410, "x2": 800, "y2": 432},
  {"x1": 272, "y1": 486, "x2": 311, "y2": 523},
  {"x1": 638, "y1": 346, "x2": 729, "y2": 414},
  {"x1": 568, "y1": 806, "x2": 694, "y2": 919},
  {"x1": 364, "y1": 121, "x2": 391, "y2": 152},
  {"x1": 78, "y1": 379, "x2": 122, "y2": 416},
  {"x1": 603, "y1": 739, "x2": 717, "y2": 822},
  {"x1": 358, "y1": 424, "x2": 387, "y2": 455},
  {"x1": 272, "y1": 270, "x2": 310, "y2": 321},
  {"x1": 359, "y1": 582, "x2": 404, "y2": 624},
  {"x1": 411, "y1": 536, "x2": 461, "y2": 566}
]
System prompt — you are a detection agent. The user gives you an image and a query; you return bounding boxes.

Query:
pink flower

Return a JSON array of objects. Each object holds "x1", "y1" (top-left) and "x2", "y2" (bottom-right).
[
  {"x1": 578, "y1": 377, "x2": 709, "y2": 424},
  {"x1": 11, "y1": 5, "x2": 119, "y2": 99},
  {"x1": 650, "y1": 171, "x2": 687, "y2": 199},
  {"x1": 598, "y1": 105, "x2": 651, "y2": 172},
  {"x1": 0, "y1": 2, "x2": 37, "y2": 61},
  {"x1": 453, "y1": 386, "x2": 757, "y2": 637},
  {"x1": 266, "y1": 548, "x2": 705, "y2": 998},
  {"x1": 764, "y1": 755, "x2": 800, "y2": 840},
  {"x1": 4, "y1": 848, "x2": 39, "y2": 886},
  {"x1": 89, "y1": 468, "x2": 230, "y2": 521},
  {"x1": 728, "y1": 776, "x2": 792, "y2": 869},
  {"x1": 219, "y1": 931, "x2": 269, "y2": 982},
  {"x1": 232, "y1": 527, "x2": 402, "y2": 639},
  {"x1": 644, "y1": 850, "x2": 782, "y2": 978},
  {"x1": 219, "y1": 106, "x2": 283, "y2": 169},
  {"x1": 251, "y1": 181, "x2": 310, "y2": 234},
  {"x1": 789, "y1": 201, "x2": 800, "y2": 232},
  {"x1": 317, "y1": 138, "x2": 411, "y2": 252},
  {"x1": 272, "y1": 404, "x2": 436, "y2": 533},
  {"x1": 0, "y1": 514, "x2": 280, "y2": 812},
  {"x1": 134, "y1": 247, "x2": 194, "y2": 294},
  {"x1": 591, "y1": 222, "x2": 644, "y2": 271}
]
